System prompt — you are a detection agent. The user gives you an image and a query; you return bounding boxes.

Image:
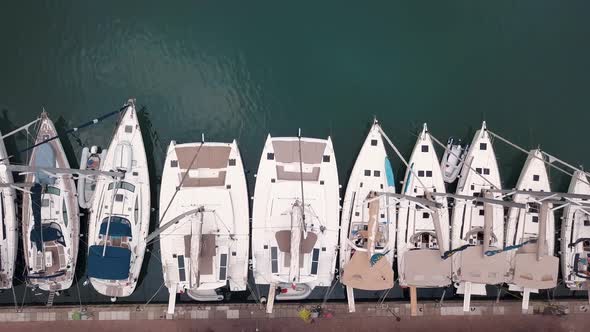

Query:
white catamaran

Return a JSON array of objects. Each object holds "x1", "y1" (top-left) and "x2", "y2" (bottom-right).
[
  {"x1": 22, "y1": 112, "x2": 80, "y2": 291},
  {"x1": 450, "y1": 122, "x2": 510, "y2": 311},
  {"x1": 158, "y1": 139, "x2": 249, "y2": 314},
  {"x1": 339, "y1": 121, "x2": 395, "y2": 312},
  {"x1": 505, "y1": 149, "x2": 558, "y2": 310},
  {"x1": 252, "y1": 134, "x2": 340, "y2": 313},
  {"x1": 561, "y1": 171, "x2": 590, "y2": 293},
  {"x1": 87, "y1": 100, "x2": 151, "y2": 298},
  {"x1": 397, "y1": 124, "x2": 451, "y2": 289},
  {"x1": 0, "y1": 131, "x2": 17, "y2": 289}
]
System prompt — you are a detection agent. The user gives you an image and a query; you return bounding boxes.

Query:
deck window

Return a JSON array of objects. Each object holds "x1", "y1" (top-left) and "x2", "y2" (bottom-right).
[
  {"x1": 177, "y1": 255, "x2": 186, "y2": 282},
  {"x1": 219, "y1": 254, "x2": 228, "y2": 281},
  {"x1": 421, "y1": 145, "x2": 429, "y2": 152},
  {"x1": 373, "y1": 170, "x2": 381, "y2": 177},
  {"x1": 364, "y1": 170, "x2": 371, "y2": 176},
  {"x1": 476, "y1": 168, "x2": 482, "y2": 174},
  {"x1": 480, "y1": 143, "x2": 487, "y2": 150},
  {"x1": 170, "y1": 160, "x2": 178, "y2": 168},
  {"x1": 418, "y1": 170, "x2": 425, "y2": 177},
  {"x1": 311, "y1": 248, "x2": 320, "y2": 275},
  {"x1": 323, "y1": 155, "x2": 330, "y2": 162},
  {"x1": 1, "y1": 194, "x2": 5, "y2": 240},
  {"x1": 533, "y1": 175, "x2": 540, "y2": 182},
  {"x1": 45, "y1": 186, "x2": 61, "y2": 196},
  {"x1": 271, "y1": 247, "x2": 278, "y2": 273},
  {"x1": 483, "y1": 168, "x2": 490, "y2": 175},
  {"x1": 532, "y1": 216, "x2": 539, "y2": 223},
  {"x1": 267, "y1": 153, "x2": 274, "y2": 160},
  {"x1": 371, "y1": 139, "x2": 378, "y2": 146},
  {"x1": 426, "y1": 170, "x2": 433, "y2": 177},
  {"x1": 479, "y1": 209, "x2": 485, "y2": 216},
  {"x1": 62, "y1": 199, "x2": 68, "y2": 227},
  {"x1": 422, "y1": 212, "x2": 429, "y2": 219},
  {"x1": 108, "y1": 181, "x2": 136, "y2": 192}
]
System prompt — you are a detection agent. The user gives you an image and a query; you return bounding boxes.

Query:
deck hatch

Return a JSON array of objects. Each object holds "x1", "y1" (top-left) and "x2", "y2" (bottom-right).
[
  {"x1": 311, "y1": 248, "x2": 320, "y2": 275},
  {"x1": 177, "y1": 255, "x2": 186, "y2": 282},
  {"x1": 219, "y1": 254, "x2": 228, "y2": 281},
  {"x1": 271, "y1": 247, "x2": 278, "y2": 273}
]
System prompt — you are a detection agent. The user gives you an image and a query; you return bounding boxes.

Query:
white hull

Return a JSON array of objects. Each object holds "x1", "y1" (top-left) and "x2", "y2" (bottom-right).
[
  {"x1": 252, "y1": 135, "x2": 340, "y2": 304},
  {"x1": 505, "y1": 149, "x2": 556, "y2": 292},
  {"x1": 159, "y1": 140, "x2": 249, "y2": 307},
  {"x1": 22, "y1": 113, "x2": 79, "y2": 291},
  {"x1": 87, "y1": 100, "x2": 151, "y2": 298},
  {"x1": 397, "y1": 124, "x2": 451, "y2": 288},
  {"x1": 561, "y1": 171, "x2": 590, "y2": 290},
  {"x1": 0, "y1": 132, "x2": 17, "y2": 289},
  {"x1": 451, "y1": 122, "x2": 507, "y2": 296},
  {"x1": 339, "y1": 121, "x2": 395, "y2": 287},
  {"x1": 77, "y1": 146, "x2": 107, "y2": 209}
]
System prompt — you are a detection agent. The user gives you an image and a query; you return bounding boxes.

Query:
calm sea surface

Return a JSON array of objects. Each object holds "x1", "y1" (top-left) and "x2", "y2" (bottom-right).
[{"x1": 0, "y1": 1, "x2": 589, "y2": 305}]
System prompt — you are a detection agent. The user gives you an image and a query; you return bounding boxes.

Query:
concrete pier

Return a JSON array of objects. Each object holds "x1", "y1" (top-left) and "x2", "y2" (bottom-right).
[{"x1": 0, "y1": 299, "x2": 587, "y2": 331}]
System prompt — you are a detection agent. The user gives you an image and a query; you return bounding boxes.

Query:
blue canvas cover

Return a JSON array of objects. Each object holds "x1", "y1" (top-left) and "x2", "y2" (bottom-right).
[
  {"x1": 30, "y1": 223, "x2": 65, "y2": 249},
  {"x1": 34, "y1": 143, "x2": 56, "y2": 185},
  {"x1": 99, "y1": 217, "x2": 132, "y2": 237},
  {"x1": 87, "y1": 245, "x2": 131, "y2": 280}
]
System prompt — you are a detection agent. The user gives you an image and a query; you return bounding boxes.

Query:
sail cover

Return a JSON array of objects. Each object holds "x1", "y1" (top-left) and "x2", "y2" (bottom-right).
[
  {"x1": 87, "y1": 245, "x2": 131, "y2": 280},
  {"x1": 30, "y1": 183, "x2": 43, "y2": 250},
  {"x1": 99, "y1": 217, "x2": 132, "y2": 237}
]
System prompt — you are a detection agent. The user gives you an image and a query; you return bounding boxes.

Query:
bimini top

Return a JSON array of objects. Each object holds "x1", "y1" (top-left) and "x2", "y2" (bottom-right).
[
  {"x1": 87, "y1": 245, "x2": 131, "y2": 280},
  {"x1": 99, "y1": 217, "x2": 132, "y2": 237}
]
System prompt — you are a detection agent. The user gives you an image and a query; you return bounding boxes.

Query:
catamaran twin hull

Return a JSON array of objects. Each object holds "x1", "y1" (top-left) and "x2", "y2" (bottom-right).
[
  {"x1": 87, "y1": 100, "x2": 151, "y2": 298},
  {"x1": 159, "y1": 140, "x2": 249, "y2": 301},
  {"x1": 22, "y1": 113, "x2": 79, "y2": 291},
  {"x1": 252, "y1": 136, "x2": 340, "y2": 298}
]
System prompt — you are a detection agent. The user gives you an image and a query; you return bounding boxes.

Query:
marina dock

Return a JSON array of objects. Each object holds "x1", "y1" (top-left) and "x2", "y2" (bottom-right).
[{"x1": 0, "y1": 299, "x2": 587, "y2": 331}]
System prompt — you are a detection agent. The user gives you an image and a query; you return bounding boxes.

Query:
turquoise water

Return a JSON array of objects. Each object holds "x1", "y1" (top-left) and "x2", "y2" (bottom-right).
[{"x1": 0, "y1": 1, "x2": 589, "y2": 304}]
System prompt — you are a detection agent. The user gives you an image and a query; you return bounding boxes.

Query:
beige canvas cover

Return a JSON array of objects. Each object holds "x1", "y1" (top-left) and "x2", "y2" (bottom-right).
[
  {"x1": 458, "y1": 246, "x2": 510, "y2": 284},
  {"x1": 403, "y1": 250, "x2": 452, "y2": 287}
]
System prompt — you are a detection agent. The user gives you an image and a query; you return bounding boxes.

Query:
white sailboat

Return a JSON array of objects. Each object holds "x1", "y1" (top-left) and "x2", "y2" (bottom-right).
[
  {"x1": 450, "y1": 122, "x2": 509, "y2": 311},
  {"x1": 339, "y1": 121, "x2": 395, "y2": 312},
  {"x1": 397, "y1": 124, "x2": 451, "y2": 288},
  {"x1": 0, "y1": 131, "x2": 17, "y2": 289},
  {"x1": 158, "y1": 139, "x2": 249, "y2": 315},
  {"x1": 77, "y1": 146, "x2": 107, "y2": 209},
  {"x1": 505, "y1": 149, "x2": 558, "y2": 310},
  {"x1": 87, "y1": 99, "x2": 151, "y2": 298},
  {"x1": 440, "y1": 137, "x2": 468, "y2": 183},
  {"x1": 561, "y1": 171, "x2": 590, "y2": 293},
  {"x1": 251, "y1": 133, "x2": 340, "y2": 313},
  {"x1": 21, "y1": 112, "x2": 80, "y2": 291}
]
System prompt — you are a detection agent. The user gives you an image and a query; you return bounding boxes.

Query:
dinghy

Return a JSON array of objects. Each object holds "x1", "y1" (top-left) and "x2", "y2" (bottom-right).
[
  {"x1": 0, "y1": 131, "x2": 17, "y2": 289},
  {"x1": 397, "y1": 124, "x2": 451, "y2": 289},
  {"x1": 339, "y1": 120, "x2": 395, "y2": 312},
  {"x1": 21, "y1": 112, "x2": 80, "y2": 292},
  {"x1": 87, "y1": 99, "x2": 151, "y2": 299},
  {"x1": 561, "y1": 171, "x2": 590, "y2": 293},
  {"x1": 251, "y1": 133, "x2": 340, "y2": 313},
  {"x1": 158, "y1": 139, "x2": 249, "y2": 315},
  {"x1": 77, "y1": 146, "x2": 107, "y2": 209},
  {"x1": 450, "y1": 122, "x2": 510, "y2": 311},
  {"x1": 440, "y1": 137, "x2": 467, "y2": 183},
  {"x1": 505, "y1": 149, "x2": 558, "y2": 310}
]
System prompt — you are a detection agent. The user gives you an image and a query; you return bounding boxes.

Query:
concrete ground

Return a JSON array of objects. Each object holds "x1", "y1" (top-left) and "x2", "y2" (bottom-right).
[{"x1": 0, "y1": 300, "x2": 587, "y2": 332}]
